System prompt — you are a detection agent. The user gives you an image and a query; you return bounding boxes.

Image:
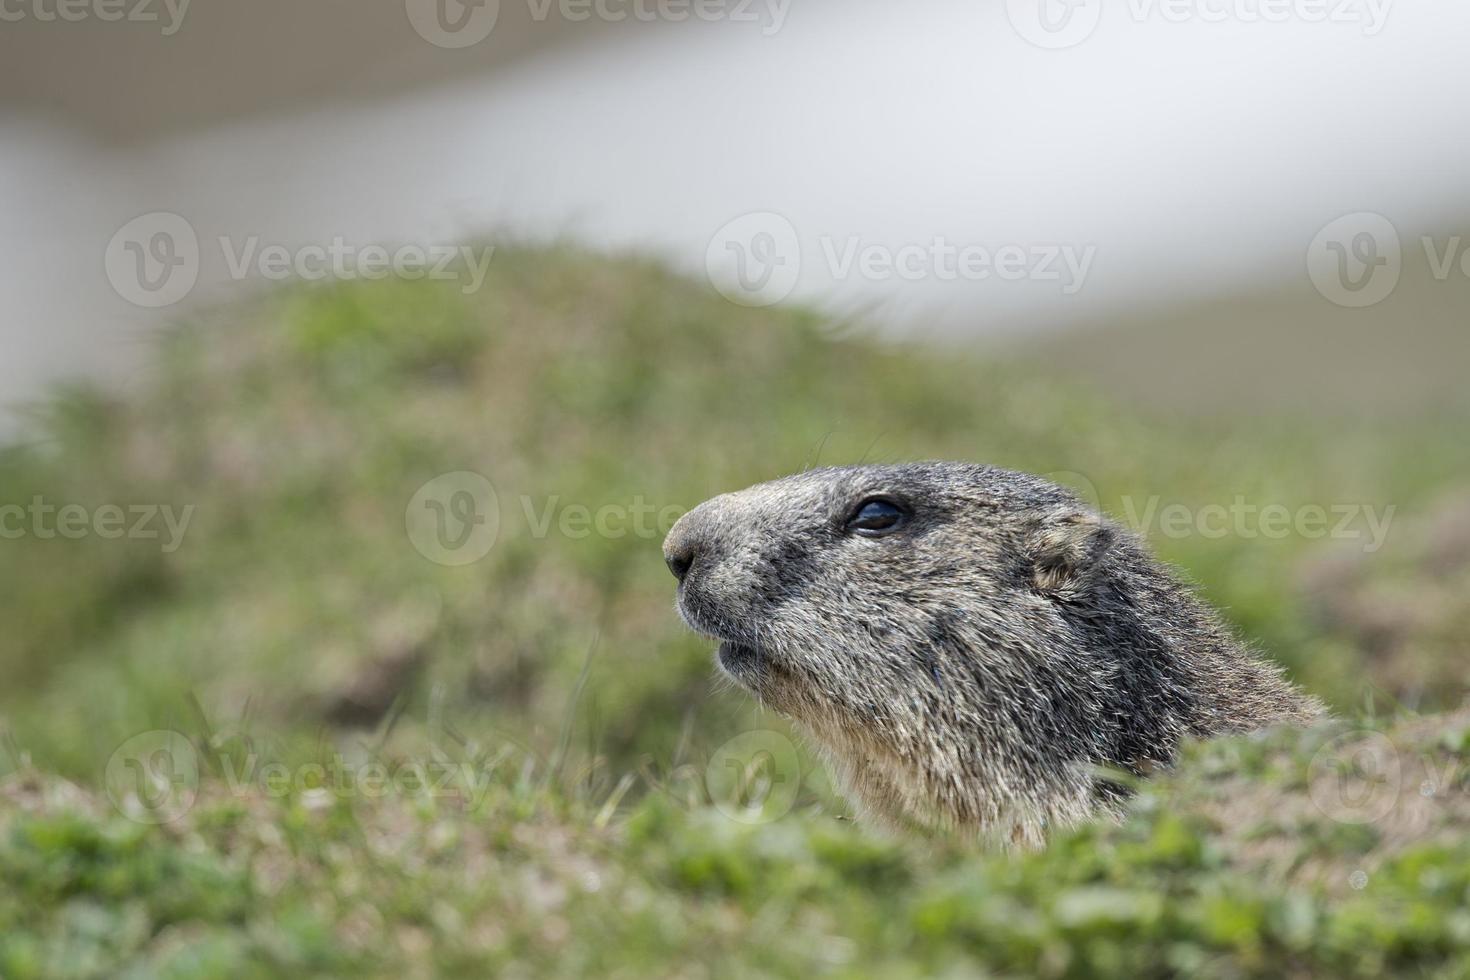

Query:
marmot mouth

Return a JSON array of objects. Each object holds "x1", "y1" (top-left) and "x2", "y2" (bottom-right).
[
  {"x1": 716, "y1": 640, "x2": 767, "y2": 682},
  {"x1": 675, "y1": 591, "x2": 772, "y2": 685}
]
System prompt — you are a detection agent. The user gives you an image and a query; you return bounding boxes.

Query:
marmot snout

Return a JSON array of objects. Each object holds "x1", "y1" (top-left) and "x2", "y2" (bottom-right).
[{"x1": 664, "y1": 462, "x2": 1322, "y2": 846}]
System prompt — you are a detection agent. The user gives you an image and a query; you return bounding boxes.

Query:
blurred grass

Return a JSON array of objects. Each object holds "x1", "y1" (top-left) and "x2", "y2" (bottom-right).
[
  {"x1": 1014, "y1": 218, "x2": 1470, "y2": 418},
  {"x1": 0, "y1": 244, "x2": 1467, "y2": 977}
]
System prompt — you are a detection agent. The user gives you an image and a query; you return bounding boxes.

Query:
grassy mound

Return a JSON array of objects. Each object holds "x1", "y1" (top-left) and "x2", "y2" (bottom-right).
[{"x1": 0, "y1": 246, "x2": 1467, "y2": 977}]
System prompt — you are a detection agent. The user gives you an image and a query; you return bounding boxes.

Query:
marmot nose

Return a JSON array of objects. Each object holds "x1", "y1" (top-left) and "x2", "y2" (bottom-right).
[
  {"x1": 664, "y1": 542, "x2": 696, "y2": 582},
  {"x1": 664, "y1": 499, "x2": 725, "y2": 584}
]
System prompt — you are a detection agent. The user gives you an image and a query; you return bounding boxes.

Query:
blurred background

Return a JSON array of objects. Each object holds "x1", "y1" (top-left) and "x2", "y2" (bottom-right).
[
  {"x1": 3, "y1": 3, "x2": 1470, "y2": 975},
  {"x1": 4, "y1": 0, "x2": 1470, "y2": 760},
  {"x1": 4, "y1": 0, "x2": 1469, "y2": 769},
  {"x1": 5, "y1": 0, "x2": 1470, "y2": 423}
]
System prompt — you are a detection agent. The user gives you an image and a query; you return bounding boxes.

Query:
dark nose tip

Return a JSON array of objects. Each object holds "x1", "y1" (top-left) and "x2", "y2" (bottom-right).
[
  {"x1": 663, "y1": 506, "x2": 712, "y2": 583},
  {"x1": 665, "y1": 547, "x2": 695, "y2": 583}
]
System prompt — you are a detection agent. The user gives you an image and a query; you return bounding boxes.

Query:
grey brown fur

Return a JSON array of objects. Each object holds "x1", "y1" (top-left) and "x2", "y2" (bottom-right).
[{"x1": 663, "y1": 462, "x2": 1322, "y2": 847}]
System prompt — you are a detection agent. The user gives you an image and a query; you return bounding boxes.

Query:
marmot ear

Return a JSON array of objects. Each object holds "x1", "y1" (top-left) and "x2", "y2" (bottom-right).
[{"x1": 1025, "y1": 507, "x2": 1115, "y2": 597}]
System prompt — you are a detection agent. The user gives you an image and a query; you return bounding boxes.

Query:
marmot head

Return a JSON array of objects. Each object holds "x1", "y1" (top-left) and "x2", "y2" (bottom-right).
[{"x1": 664, "y1": 462, "x2": 1320, "y2": 844}]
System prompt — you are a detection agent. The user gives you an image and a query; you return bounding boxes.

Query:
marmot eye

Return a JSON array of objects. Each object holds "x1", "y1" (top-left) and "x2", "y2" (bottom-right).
[{"x1": 845, "y1": 498, "x2": 909, "y2": 537}]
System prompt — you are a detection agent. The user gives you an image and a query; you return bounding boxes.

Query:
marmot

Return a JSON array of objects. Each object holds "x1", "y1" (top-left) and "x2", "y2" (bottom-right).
[{"x1": 663, "y1": 462, "x2": 1322, "y2": 846}]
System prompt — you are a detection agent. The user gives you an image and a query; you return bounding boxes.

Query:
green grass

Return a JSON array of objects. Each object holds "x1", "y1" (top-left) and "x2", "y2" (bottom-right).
[
  {"x1": 0, "y1": 245, "x2": 1467, "y2": 977},
  {"x1": 5, "y1": 715, "x2": 1470, "y2": 978}
]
